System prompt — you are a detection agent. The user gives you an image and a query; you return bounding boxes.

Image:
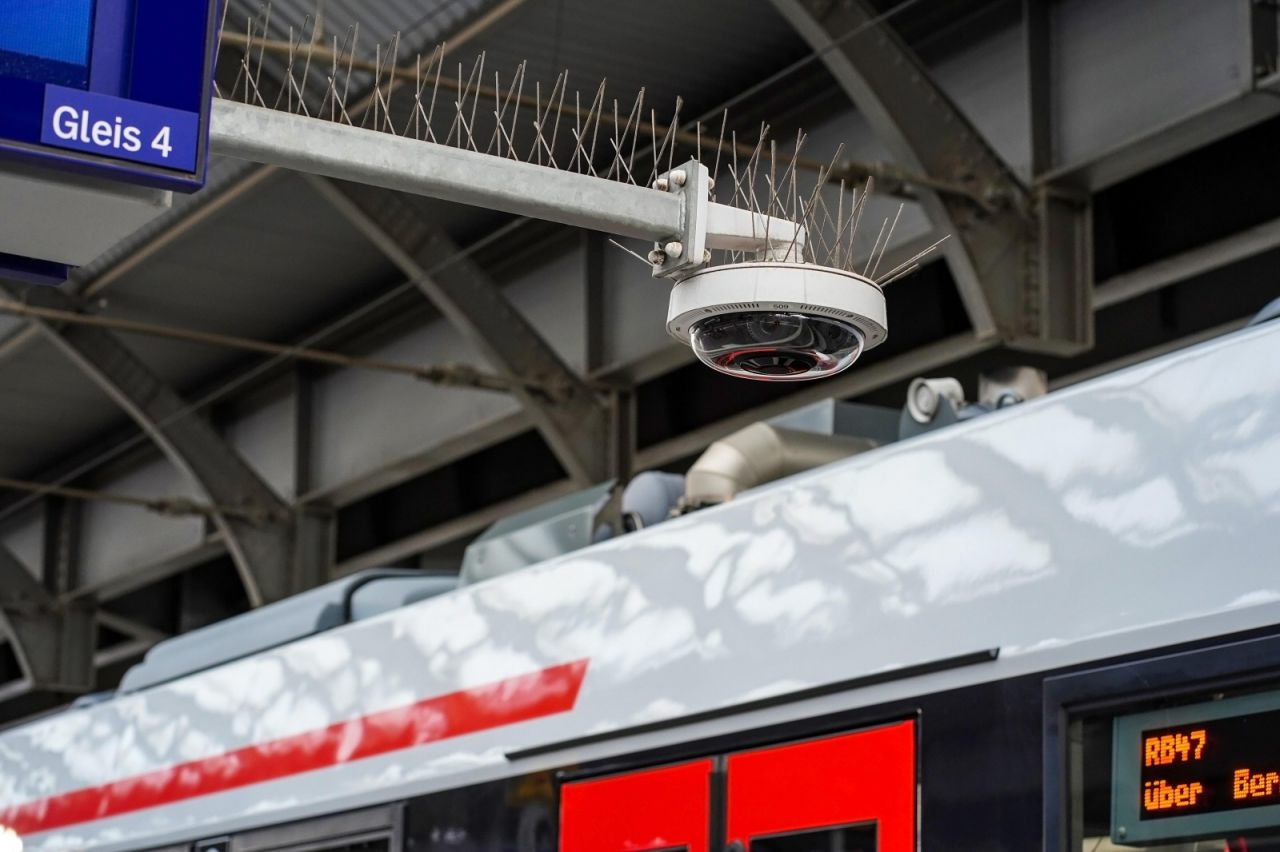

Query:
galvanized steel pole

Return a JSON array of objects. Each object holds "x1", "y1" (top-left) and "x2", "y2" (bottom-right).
[{"x1": 209, "y1": 101, "x2": 803, "y2": 257}]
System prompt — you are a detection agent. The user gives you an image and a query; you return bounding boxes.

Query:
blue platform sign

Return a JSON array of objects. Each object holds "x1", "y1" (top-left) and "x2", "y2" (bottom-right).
[
  {"x1": 0, "y1": 0, "x2": 219, "y2": 191},
  {"x1": 42, "y1": 86, "x2": 200, "y2": 172}
]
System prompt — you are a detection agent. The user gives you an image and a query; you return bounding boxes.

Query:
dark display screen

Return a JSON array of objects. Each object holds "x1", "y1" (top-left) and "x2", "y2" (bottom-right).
[
  {"x1": 0, "y1": 0, "x2": 96, "y2": 88},
  {"x1": 1139, "y1": 709, "x2": 1280, "y2": 820}
]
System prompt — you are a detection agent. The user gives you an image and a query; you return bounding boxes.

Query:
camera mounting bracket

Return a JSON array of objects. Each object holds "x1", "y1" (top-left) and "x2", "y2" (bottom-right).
[{"x1": 649, "y1": 160, "x2": 710, "y2": 279}]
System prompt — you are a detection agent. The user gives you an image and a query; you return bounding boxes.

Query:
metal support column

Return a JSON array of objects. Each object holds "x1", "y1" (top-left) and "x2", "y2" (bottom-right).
[
  {"x1": 1025, "y1": 0, "x2": 1054, "y2": 178},
  {"x1": 769, "y1": 0, "x2": 1092, "y2": 354},
  {"x1": 4, "y1": 284, "x2": 300, "y2": 606},
  {"x1": 41, "y1": 496, "x2": 81, "y2": 597},
  {"x1": 292, "y1": 367, "x2": 334, "y2": 589},
  {"x1": 606, "y1": 388, "x2": 636, "y2": 483},
  {"x1": 309, "y1": 178, "x2": 617, "y2": 485},
  {"x1": 0, "y1": 545, "x2": 94, "y2": 694},
  {"x1": 1243, "y1": 0, "x2": 1280, "y2": 83},
  {"x1": 292, "y1": 507, "x2": 334, "y2": 593}
]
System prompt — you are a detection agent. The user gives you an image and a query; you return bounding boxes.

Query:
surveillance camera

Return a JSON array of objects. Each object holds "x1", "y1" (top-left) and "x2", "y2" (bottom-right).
[{"x1": 665, "y1": 262, "x2": 887, "y2": 381}]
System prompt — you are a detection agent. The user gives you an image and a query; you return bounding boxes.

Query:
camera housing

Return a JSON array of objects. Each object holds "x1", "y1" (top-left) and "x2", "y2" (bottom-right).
[{"x1": 666, "y1": 262, "x2": 888, "y2": 382}]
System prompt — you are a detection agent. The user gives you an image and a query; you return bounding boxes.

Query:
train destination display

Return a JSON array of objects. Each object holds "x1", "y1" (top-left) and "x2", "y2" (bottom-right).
[
  {"x1": 0, "y1": 0, "x2": 218, "y2": 190},
  {"x1": 1113, "y1": 691, "x2": 1280, "y2": 844}
]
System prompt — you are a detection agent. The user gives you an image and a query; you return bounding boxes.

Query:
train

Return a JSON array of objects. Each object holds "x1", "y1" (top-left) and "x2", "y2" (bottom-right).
[{"x1": 1, "y1": 314, "x2": 1279, "y2": 852}]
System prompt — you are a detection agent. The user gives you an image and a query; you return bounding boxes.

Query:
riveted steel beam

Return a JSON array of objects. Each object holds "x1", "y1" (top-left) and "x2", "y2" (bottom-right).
[
  {"x1": 769, "y1": 0, "x2": 1092, "y2": 354},
  {"x1": 0, "y1": 545, "x2": 94, "y2": 693},
  {"x1": 3, "y1": 283, "x2": 299, "y2": 606},
  {"x1": 309, "y1": 177, "x2": 615, "y2": 485}
]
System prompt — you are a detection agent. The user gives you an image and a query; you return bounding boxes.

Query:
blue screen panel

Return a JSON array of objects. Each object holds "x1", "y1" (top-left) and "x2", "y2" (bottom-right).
[{"x1": 0, "y1": 0, "x2": 96, "y2": 88}]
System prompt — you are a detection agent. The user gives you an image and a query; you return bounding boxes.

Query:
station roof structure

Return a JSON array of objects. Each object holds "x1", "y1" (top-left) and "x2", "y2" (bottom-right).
[{"x1": 1, "y1": 0, "x2": 1278, "y2": 724}]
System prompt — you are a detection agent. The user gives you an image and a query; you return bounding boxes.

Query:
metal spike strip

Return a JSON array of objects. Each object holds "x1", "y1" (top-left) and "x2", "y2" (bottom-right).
[{"x1": 216, "y1": 8, "x2": 949, "y2": 281}]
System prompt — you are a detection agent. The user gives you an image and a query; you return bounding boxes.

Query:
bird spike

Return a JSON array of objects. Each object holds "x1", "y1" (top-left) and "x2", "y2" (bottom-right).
[{"x1": 218, "y1": 5, "x2": 944, "y2": 280}]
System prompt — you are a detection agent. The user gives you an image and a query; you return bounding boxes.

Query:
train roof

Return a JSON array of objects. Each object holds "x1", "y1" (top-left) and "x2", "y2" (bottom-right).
[{"x1": 3, "y1": 320, "x2": 1280, "y2": 851}]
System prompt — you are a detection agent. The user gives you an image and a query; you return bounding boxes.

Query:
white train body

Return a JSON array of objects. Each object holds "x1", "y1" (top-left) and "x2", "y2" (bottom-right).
[{"x1": 1, "y1": 321, "x2": 1279, "y2": 852}]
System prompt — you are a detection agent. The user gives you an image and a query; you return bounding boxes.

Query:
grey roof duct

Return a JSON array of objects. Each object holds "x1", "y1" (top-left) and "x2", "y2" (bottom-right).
[
  {"x1": 682, "y1": 422, "x2": 877, "y2": 509},
  {"x1": 457, "y1": 401, "x2": 896, "y2": 579}
]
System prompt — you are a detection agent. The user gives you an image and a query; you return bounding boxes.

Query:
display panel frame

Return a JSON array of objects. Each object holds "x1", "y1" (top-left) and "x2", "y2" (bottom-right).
[
  {"x1": 1042, "y1": 631, "x2": 1280, "y2": 852},
  {"x1": 0, "y1": 0, "x2": 220, "y2": 192},
  {"x1": 1112, "y1": 690, "x2": 1280, "y2": 844}
]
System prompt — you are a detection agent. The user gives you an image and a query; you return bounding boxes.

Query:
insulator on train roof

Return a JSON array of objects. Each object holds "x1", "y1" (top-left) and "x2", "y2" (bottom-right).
[{"x1": 900, "y1": 367, "x2": 1047, "y2": 440}]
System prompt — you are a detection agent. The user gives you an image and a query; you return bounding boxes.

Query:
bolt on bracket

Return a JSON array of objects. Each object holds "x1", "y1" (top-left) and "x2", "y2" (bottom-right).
[{"x1": 650, "y1": 159, "x2": 710, "y2": 280}]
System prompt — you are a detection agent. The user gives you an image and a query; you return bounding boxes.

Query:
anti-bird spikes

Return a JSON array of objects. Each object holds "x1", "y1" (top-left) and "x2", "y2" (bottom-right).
[{"x1": 218, "y1": 4, "x2": 946, "y2": 283}]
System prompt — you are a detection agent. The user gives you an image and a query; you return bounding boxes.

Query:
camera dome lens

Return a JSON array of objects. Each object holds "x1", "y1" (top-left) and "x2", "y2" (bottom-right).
[{"x1": 689, "y1": 312, "x2": 865, "y2": 382}]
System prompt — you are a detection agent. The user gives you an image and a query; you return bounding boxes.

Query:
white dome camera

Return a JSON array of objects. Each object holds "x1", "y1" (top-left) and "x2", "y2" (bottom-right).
[{"x1": 665, "y1": 262, "x2": 888, "y2": 382}]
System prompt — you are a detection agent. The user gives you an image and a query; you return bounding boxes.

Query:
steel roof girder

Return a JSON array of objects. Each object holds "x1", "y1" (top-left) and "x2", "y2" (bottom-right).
[
  {"x1": 768, "y1": 0, "x2": 1092, "y2": 354},
  {"x1": 310, "y1": 178, "x2": 615, "y2": 485},
  {"x1": 4, "y1": 284, "x2": 299, "y2": 607}
]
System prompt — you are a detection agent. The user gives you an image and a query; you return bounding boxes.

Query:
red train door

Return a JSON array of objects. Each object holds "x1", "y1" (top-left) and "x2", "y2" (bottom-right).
[
  {"x1": 560, "y1": 759, "x2": 715, "y2": 852},
  {"x1": 560, "y1": 720, "x2": 916, "y2": 852},
  {"x1": 725, "y1": 720, "x2": 916, "y2": 852}
]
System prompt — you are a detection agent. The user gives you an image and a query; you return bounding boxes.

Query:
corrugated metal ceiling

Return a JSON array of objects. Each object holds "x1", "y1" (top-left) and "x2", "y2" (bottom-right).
[
  {"x1": 227, "y1": 0, "x2": 491, "y2": 53},
  {"x1": 468, "y1": 0, "x2": 807, "y2": 117}
]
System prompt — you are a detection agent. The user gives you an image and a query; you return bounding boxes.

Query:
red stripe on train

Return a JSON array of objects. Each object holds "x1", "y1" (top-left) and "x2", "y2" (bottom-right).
[{"x1": 2, "y1": 659, "x2": 589, "y2": 837}]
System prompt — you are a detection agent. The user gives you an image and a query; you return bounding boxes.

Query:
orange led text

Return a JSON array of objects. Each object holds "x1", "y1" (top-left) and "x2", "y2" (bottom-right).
[
  {"x1": 1144, "y1": 729, "x2": 1207, "y2": 766},
  {"x1": 1233, "y1": 768, "x2": 1280, "y2": 800},
  {"x1": 1144, "y1": 779, "x2": 1205, "y2": 811}
]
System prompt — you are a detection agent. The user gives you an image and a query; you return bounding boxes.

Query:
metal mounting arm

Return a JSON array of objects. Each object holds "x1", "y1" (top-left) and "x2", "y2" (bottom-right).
[{"x1": 210, "y1": 101, "x2": 803, "y2": 279}]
